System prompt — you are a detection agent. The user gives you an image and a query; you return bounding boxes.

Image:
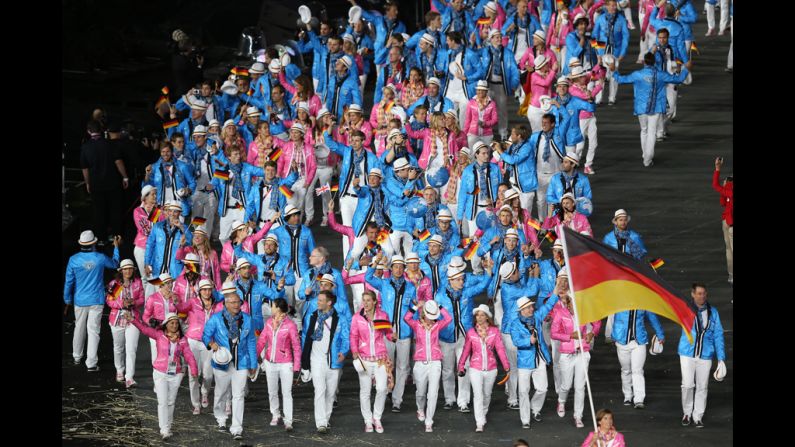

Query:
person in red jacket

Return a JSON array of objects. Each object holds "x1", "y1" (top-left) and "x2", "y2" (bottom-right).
[{"x1": 712, "y1": 157, "x2": 732, "y2": 285}]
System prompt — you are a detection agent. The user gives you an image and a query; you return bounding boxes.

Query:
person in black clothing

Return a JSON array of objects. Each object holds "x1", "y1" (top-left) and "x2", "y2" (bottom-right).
[
  {"x1": 109, "y1": 121, "x2": 146, "y2": 221},
  {"x1": 171, "y1": 37, "x2": 205, "y2": 99},
  {"x1": 81, "y1": 120, "x2": 129, "y2": 243}
]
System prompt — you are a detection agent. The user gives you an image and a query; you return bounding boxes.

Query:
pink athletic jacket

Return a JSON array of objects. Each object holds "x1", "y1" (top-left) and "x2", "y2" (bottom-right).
[
  {"x1": 131, "y1": 319, "x2": 198, "y2": 376},
  {"x1": 527, "y1": 69, "x2": 558, "y2": 107},
  {"x1": 551, "y1": 301, "x2": 602, "y2": 354},
  {"x1": 106, "y1": 278, "x2": 145, "y2": 326},
  {"x1": 640, "y1": 0, "x2": 660, "y2": 36},
  {"x1": 569, "y1": 82, "x2": 602, "y2": 119},
  {"x1": 581, "y1": 430, "x2": 626, "y2": 447},
  {"x1": 341, "y1": 270, "x2": 380, "y2": 310},
  {"x1": 172, "y1": 273, "x2": 207, "y2": 309},
  {"x1": 542, "y1": 212, "x2": 593, "y2": 237},
  {"x1": 175, "y1": 297, "x2": 218, "y2": 341},
  {"x1": 142, "y1": 292, "x2": 178, "y2": 325},
  {"x1": 463, "y1": 98, "x2": 499, "y2": 137},
  {"x1": 404, "y1": 306, "x2": 451, "y2": 362},
  {"x1": 458, "y1": 325, "x2": 510, "y2": 372},
  {"x1": 279, "y1": 71, "x2": 323, "y2": 117},
  {"x1": 274, "y1": 138, "x2": 317, "y2": 187},
  {"x1": 256, "y1": 316, "x2": 302, "y2": 371},
  {"x1": 220, "y1": 221, "x2": 274, "y2": 274},
  {"x1": 350, "y1": 308, "x2": 393, "y2": 360},
  {"x1": 133, "y1": 205, "x2": 164, "y2": 248},
  {"x1": 247, "y1": 139, "x2": 270, "y2": 165},
  {"x1": 406, "y1": 272, "x2": 433, "y2": 303},
  {"x1": 520, "y1": 48, "x2": 559, "y2": 76},
  {"x1": 373, "y1": 132, "x2": 414, "y2": 157},
  {"x1": 339, "y1": 119, "x2": 374, "y2": 150},
  {"x1": 547, "y1": 12, "x2": 574, "y2": 49},
  {"x1": 176, "y1": 246, "x2": 222, "y2": 289},
  {"x1": 405, "y1": 127, "x2": 459, "y2": 169}
]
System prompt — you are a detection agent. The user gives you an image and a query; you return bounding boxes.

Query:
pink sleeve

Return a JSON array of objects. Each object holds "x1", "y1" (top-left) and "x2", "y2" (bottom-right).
[
  {"x1": 522, "y1": 220, "x2": 540, "y2": 247},
  {"x1": 551, "y1": 312, "x2": 571, "y2": 342},
  {"x1": 133, "y1": 279, "x2": 145, "y2": 307},
  {"x1": 369, "y1": 105, "x2": 380, "y2": 129},
  {"x1": 589, "y1": 319, "x2": 602, "y2": 337},
  {"x1": 211, "y1": 252, "x2": 222, "y2": 289},
  {"x1": 256, "y1": 327, "x2": 268, "y2": 357},
  {"x1": 290, "y1": 323, "x2": 302, "y2": 371},
  {"x1": 417, "y1": 137, "x2": 432, "y2": 169},
  {"x1": 105, "y1": 282, "x2": 124, "y2": 309},
  {"x1": 404, "y1": 124, "x2": 426, "y2": 140},
  {"x1": 581, "y1": 432, "x2": 596, "y2": 447},
  {"x1": 342, "y1": 269, "x2": 365, "y2": 285},
  {"x1": 519, "y1": 48, "x2": 533, "y2": 71},
  {"x1": 484, "y1": 102, "x2": 499, "y2": 127},
  {"x1": 349, "y1": 316, "x2": 361, "y2": 356},
  {"x1": 131, "y1": 318, "x2": 159, "y2": 340},
  {"x1": 463, "y1": 101, "x2": 473, "y2": 132},
  {"x1": 304, "y1": 148, "x2": 317, "y2": 186},
  {"x1": 328, "y1": 210, "x2": 355, "y2": 245},
  {"x1": 361, "y1": 122, "x2": 374, "y2": 148},
  {"x1": 279, "y1": 71, "x2": 297, "y2": 96},
  {"x1": 457, "y1": 333, "x2": 473, "y2": 372},
  {"x1": 220, "y1": 243, "x2": 234, "y2": 273},
  {"x1": 276, "y1": 146, "x2": 289, "y2": 177},
  {"x1": 614, "y1": 433, "x2": 626, "y2": 447},
  {"x1": 246, "y1": 221, "x2": 273, "y2": 248},
  {"x1": 175, "y1": 246, "x2": 190, "y2": 261}
]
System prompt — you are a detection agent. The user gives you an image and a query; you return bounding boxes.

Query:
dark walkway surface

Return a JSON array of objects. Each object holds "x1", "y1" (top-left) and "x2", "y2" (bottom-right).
[{"x1": 62, "y1": 6, "x2": 733, "y2": 446}]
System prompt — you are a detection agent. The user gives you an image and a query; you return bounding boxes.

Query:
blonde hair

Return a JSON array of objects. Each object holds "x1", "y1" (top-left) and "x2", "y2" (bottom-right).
[{"x1": 429, "y1": 111, "x2": 446, "y2": 130}]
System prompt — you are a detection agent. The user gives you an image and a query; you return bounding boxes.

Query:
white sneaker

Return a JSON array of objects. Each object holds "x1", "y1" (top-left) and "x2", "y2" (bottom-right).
[
  {"x1": 270, "y1": 416, "x2": 280, "y2": 426},
  {"x1": 425, "y1": 424, "x2": 433, "y2": 433},
  {"x1": 557, "y1": 402, "x2": 565, "y2": 417},
  {"x1": 417, "y1": 410, "x2": 426, "y2": 422},
  {"x1": 192, "y1": 406, "x2": 200, "y2": 415},
  {"x1": 365, "y1": 422, "x2": 374, "y2": 433},
  {"x1": 575, "y1": 417, "x2": 584, "y2": 428},
  {"x1": 320, "y1": 216, "x2": 328, "y2": 227},
  {"x1": 115, "y1": 371, "x2": 124, "y2": 382},
  {"x1": 475, "y1": 424, "x2": 484, "y2": 432},
  {"x1": 374, "y1": 419, "x2": 384, "y2": 433}
]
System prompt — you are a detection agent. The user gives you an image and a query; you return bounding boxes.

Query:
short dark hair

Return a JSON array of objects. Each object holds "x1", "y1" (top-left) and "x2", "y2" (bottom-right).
[
  {"x1": 542, "y1": 113, "x2": 556, "y2": 124},
  {"x1": 644, "y1": 52, "x2": 656, "y2": 66},
  {"x1": 86, "y1": 120, "x2": 103, "y2": 134},
  {"x1": 271, "y1": 84, "x2": 285, "y2": 95},
  {"x1": 446, "y1": 30, "x2": 463, "y2": 45},
  {"x1": 266, "y1": 47, "x2": 279, "y2": 59},
  {"x1": 513, "y1": 440, "x2": 529, "y2": 447},
  {"x1": 691, "y1": 283, "x2": 707, "y2": 292},
  {"x1": 328, "y1": 36, "x2": 343, "y2": 46},
  {"x1": 319, "y1": 290, "x2": 336, "y2": 304},
  {"x1": 271, "y1": 298, "x2": 289, "y2": 314},
  {"x1": 390, "y1": 33, "x2": 405, "y2": 44},
  {"x1": 365, "y1": 222, "x2": 379, "y2": 231},
  {"x1": 171, "y1": 133, "x2": 184, "y2": 141},
  {"x1": 511, "y1": 124, "x2": 530, "y2": 140},
  {"x1": 263, "y1": 160, "x2": 277, "y2": 170},
  {"x1": 657, "y1": 28, "x2": 670, "y2": 37},
  {"x1": 425, "y1": 11, "x2": 441, "y2": 25},
  {"x1": 350, "y1": 129, "x2": 365, "y2": 140}
]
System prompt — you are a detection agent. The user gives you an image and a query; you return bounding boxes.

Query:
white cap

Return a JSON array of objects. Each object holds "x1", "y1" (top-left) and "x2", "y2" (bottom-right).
[
  {"x1": 569, "y1": 57, "x2": 582, "y2": 68},
  {"x1": 447, "y1": 268, "x2": 465, "y2": 280},
  {"x1": 348, "y1": 103, "x2": 363, "y2": 114},
  {"x1": 557, "y1": 76, "x2": 570, "y2": 86},
  {"x1": 208, "y1": 119, "x2": 221, "y2": 128},
  {"x1": 246, "y1": 106, "x2": 261, "y2": 117},
  {"x1": 290, "y1": 122, "x2": 306, "y2": 134},
  {"x1": 339, "y1": 55, "x2": 353, "y2": 69},
  {"x1": 223, "y1": 119, "x2": 236, "y2": 129},
  {"x1": 421, "y1": 33, "x2": 436, "y2": 46},
  {"x1": 534, "y1": 54, "x2": 549, "y2": 70},
  {"x1": 192, "y1": 125, "x2": 208, "y2": 136},
  {"x1": 158, "y1": 273, "x2": 174, "y2": 284},
  {"x1": 449, "y1": 256, "x2": 466, "y2": 271},
  {"x1": 561, "y1": 192, "x2": 576, "y2": 203},
  {"x1": 557, "y1": 267, "x2": 568, "y2": 278},
  {"x1": 190, "y1": 99, "x2": 208, "y2": 111},
  {"x1": 504, "y1": 188, "x2": 519, "y2": 202},
  {"x1": 235, "y1": 258, "x2": 251, "y2": 270},
  {"x1": 296, "y1": 101, "x2": 310, "y2": 113},
  {"x1": 319, "y1": 273, "x2": 336, "y2": 285},
  {"x1": 193, "y1": 225, "x2": 208, "y2": 236},
  {"x1": 184, "y1": 253, "x2": 200, "y2": 264},
  {"x1": 553, "y1": 239, "x2": 563, "y2": 250},
  {"x1": 533, "y1": 30, "x2": 546, "y2": 41},
  {"x1": 498, "y1": 204, "x2": 513, "y2": 214},
  {"x1": 342, "y1": 33, "x2": 355, "y2": 44},
  {"x1": 250, "y1": 62, "x2": 266, "y2": 74},
  {"x1": 423, "y1": 300, "x2": 441, "y2": 320},
  {"x1": 221, "y1": 281, "x2": 237, "y2": 294},
  {"x1": 458, "y1": 146, "x2": 472, "y2": 158},
  {"x1": 499, "y1": 262, "x2": 517, "y2": 280},
  {"x1": 427, "y1": 77, "x2": 441, "y2": 87},
  {"x1": 563, "y1": 152, "x2": 580, "y2": 165},
  {"x1": 383, "y1": 83, "x2": 398, "y2": 96},
  {"x1": 393, "y1": 157, "x2": 410, "y2": 171},
  {"x1": 484, "y1": 1, "x2": 498, "y2": 13},
  {"x1": 476, "y1": 80, "x2": 489, "y2": 91},
  {"x1": 317, "y1": 107, "x2": 331, "y2": 118},
  {"x1": 368, "y1": 167, "x2": 383, "y2": 178},
  {"x1": 473, "y1": 304, "x2": 493, "y2": 319},
  {"x1": 162, "y1": 312, "x2": 181, "y2": 327},
  {"x1": 569, "y1": 66, "x2": 587, "y2": 79},
  {"x1": 573, "y1": 13, "x2": 588, "y2": 24},
  {"x1": 488, "y1": 29, "x2": 502, "y2": 40},
  {"x1": 283, "y1": 204, "x2": 300, "y2": 217},
  {"x1": 269, "y1": 59, "x2": 282, "y2": 73},
  {"x1": 165, "y1": 200, "x2": 183, "y2": 211},
  {"x1": 428, "y1": 234, "x2": 444, "y2": 246},
  {"x1": 118, "y1": 259, "x2": 135, "y2": 271},
  {"x1": 516, "y1": 296, "x2": 535, "y2": 312},
  {"x1": 388, "y1": 128, "x2": 403, "y2": 141},
  {"x1": 406, "y1": 252, "x2": 421, "y2": 263},
  {"x1": 437, "y1": 209, "x2": 453, "y2": 221},
  {"x1": 231, "y1": 220, "x2": 247, "y2": 233},
  {"x1": 613, "y1": 209, "x2": 631, "y2": 223},
  {"x1": 213, "y1": 346, "x2": 232, "y2": 365},
  {"x1": 198, "y1": 279, "x2": 214, "y2": 290},
  {"x1": 504, "y1": 228, "x2": 519, "y2": 240},
  {"x1": 264, "y1": 233, "x2": 279, "y2": 244},
  {"x1": 140, "y1": 185, "x2": 156, "y2": 201},
  {"x1": 391, "y1": 255, "x2": 406, "y2": 265}
]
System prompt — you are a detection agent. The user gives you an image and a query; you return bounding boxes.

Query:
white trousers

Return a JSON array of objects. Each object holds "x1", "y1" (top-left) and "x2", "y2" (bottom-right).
[
  {"x1": 727, "y1": 17, "x2": 733, "y2": 69},
  {"x1": 501, "y1": 333, "x2": 519, "y2": 405},
  {"x1": 218, "y1": 207, "x2": 245, "y2": 244},
  {"x1": 723, "y1": 220, "x2": 733, "y2": 280},
  {"x1": 357, "y1": 359, "x2": 389, "y2": 423},
  {"x1": 637, "y1": 114, "x2": 662, "y2": 166},
  {"x1": 622, "y1": 4, "x2": 634, "y2": 28},
  {"x1": 535, "y1": 172, "x2": 553, "y2": 221},
  {"x1": 441, "y1": 337, "x2": 470, "y2": 407},
  {"x1": 447, "y1": 91, "x2": 470, "y2": 128},
  {"x1": 310, "y1": 166, "x2": 334, "y2": 218},
  {"x1": 110, "y1": 323, "x2": 140, "y2": 380},
  {"x1": 527, "y1": 105, "x2": 544, "y2": 134},
  {"x1": 551, "y1": 340, "x2": 563, "y2": 395},
  {"x1": 389, "y1": 230, "x2": 413, "y2": 258},
  {"x1": 576, "y1": 116, "x2": 598, "y2": 168},
  {"x1": 339, "y1": 195, "x2": 358, "y2": 259},
  {"x1": 488, "y1": 83, "x2": 509, "y2": 138},
  {"x1": 135, "y1": 247, "x2": 158, "y2": 298},
  {"x1": 73, "y1": 304, "x2": 104, "y2": 368},
  {"x1": 359, "y1": 74, "x2": 368, "y2": 100},
  {"x1": 604, "y1": 59, "x2": 620, "y2": 103},
  {"x1": 213, "y1": 364, "x2": 249, "y2": 435},
  {"x1": 662, "y1": 83, "x2": 678, "y2": 128},
  {"x1": 413, "y1": 360, "x2": 442, "y2": 426},
  {"x1": 469, "y1": 368, "x2": 497, "y2": 426},
  {"x1": 310, "y1": 360, "x2": 341, "y2": 427},
  {"x1": 265, "y1": 360, "x2": 295, "y2": 424},
  {"x1": 188, "y1": 337, "x2": 214, "y2": 408},
  {"x1": 191, "y1": 191, "x2": 218, "y2": 239},
  {"x1": 558, "y1": 351, "x2": 591, "y2": 419},
  {"x1": 680, "y1": 356, "x2": 712, "y2": 421},
  {"x1": 518, "y1": 359, "x2": 549, "y2": 424},
  {"x1": 386, "y1": 338, "x2": 412, "y2": 407},
  {"x1": 467, "y1": 134, "x2": 494, "y2": 149},
  {"x1": 519, "y1": 191, "x2": 536, "y2": 219},
  {"x1": 285, "y1": 274, "x2": 304, "y2": 331},
  {"x1": 616, "y1": 340, "x2": 648, "y2": 403},
  {"x1": 706, "y1": 0, "x2": 730, "y2": 32},
  {"x1": 605, "y1": 315, "x2": 615, "y2": 340},
  {"x1": 153, "y1": 370, "x2": 184, "y2": 436}
]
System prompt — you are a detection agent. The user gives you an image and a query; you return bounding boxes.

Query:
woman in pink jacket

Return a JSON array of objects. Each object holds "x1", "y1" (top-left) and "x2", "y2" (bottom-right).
[
  {"x1": 638, "y1": 0, "x2": 659, "y2": 64},
  {"x1": 582, "y1": 408, "x2": 626, "y2": 447},
  {"x1": 281, "y1": 73, "x2": 323, "y2": 118},
  {"x1": 403, "y1": 299, "x2": 452, "y2": 433},
  {"x1": 370, "y1": 84, "x2": 399, "y2": 137},
  {"x1": 350, "y1": 290, "x2": 394, "y2": 433},
  {"x1": 524, "y1": 54, "x2": 557, "y2": 132},
  {"x1": 175, "y1": 279, "x2": 219, "y2": 415},
  {"x1": 551, "y1": 277, "x2": 602, "y2": 428},
  {"x1": 275, "y1": 123, "x2": 317, "y2": 223},
  {"x1": 134, "y1": 185, "x2": 164, "y2": 297},
  {"x1": 171, "y1": 254, "x2": 204, "y2": 311},
  {"x1": 406, "y1": 112, "x2": 457, "y2": 176},
  {"x1": 457, "y1": 304, "x2": 510, "y2": 432},
  {"x1": 106, "y1": 259, "x2": 145, "y2": 388},
  {"x1": 547, "y1": 7, "x2": 574, "y2": 69},
  {"x1": 339, "y1": 104, "x2": 374, "y2": 150},
  {"x1": 405, "y1": 253, "x2": 433, "y2": 303},
  {"x1": 247, "y1": 122, "x2": 272, "y2": 164},
  {"x1": 142, "y1": 273, "x2": 179, "y2": 362},
  {"x1": 176, "y1": 225, "x2": 221, "y2": 289},
  {"x1": 463, "y1": 81, "x2": 499, "y2": 148},
  {"x1": 542, "y1": 193, "x2": 593, "y2": 237},
  {"x1": 569, "y1": 67, "x2": 603, "y2": 173},
  {"x1": 256, "y1": 298, "x2": 302, "y2": 431},
  {"x1": 128, "y1": 312, "x2": 198, "y2": 440},
  {"x1": 400, "y1": 68, "x2": 427, "y2": 110},
  {"x1": 444, "y1": 110, "x2": 467, "y2": 158},
  {"x1": 220, "y1": 220, "x2": 274, "y2": 276}
]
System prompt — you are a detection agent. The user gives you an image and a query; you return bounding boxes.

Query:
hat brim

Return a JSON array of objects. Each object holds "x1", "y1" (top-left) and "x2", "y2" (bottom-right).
[
  {"x1": 78, "y1": 238, "x2": 98, "y2": 246},
  {"x1": 425, "y1": 311, "x2": 440, "y2": 320},
  {"x1": 612, "y1": 214, "x2": 631, "y2": 224},
  {"x1": 161, "y1": 316, "x2": 181, "y2": 327},
  {"x1": 517, "y1": 300, "x2": 536, "y2": 312}
]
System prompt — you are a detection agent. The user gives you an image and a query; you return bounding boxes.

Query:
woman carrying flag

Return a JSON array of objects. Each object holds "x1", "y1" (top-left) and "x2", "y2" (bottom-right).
[
  {"x1": 176, "y1": 225, "x2": 221, "y2": 289},
  {"x1": 350, "y1": 290, "x2": 393, "y2": 433},
  {"x1": 106, "y1": 259, "x2": 145, "y2": 388},
  {"x1": 457, "y1": 304, "x2": 510, "y2": 432},
  {"x1": 134, "y1": 185, "x2": 164, "y2": 297}
]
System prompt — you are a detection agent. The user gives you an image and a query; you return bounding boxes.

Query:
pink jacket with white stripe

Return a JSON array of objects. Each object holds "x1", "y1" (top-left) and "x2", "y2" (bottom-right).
[
  {"x1": 404, "y1": 306, "x2": 451, "y2": 362},
  {"x1": 106, "y1": 278, "x2": 145, "y2": 326},
  {"x1": 519, "y1": 48, "x2": 559, "y2": 77},
  {"x1": 176, "y1": 297, "x2": 219, "y2": 341},
  {"x1": 256, "y1": 315, "x2": 302, "y2": 371},
  {"x1": 542, "y1": 212, "x2": 593, "y2": 237},
  {"x1": 569, "y1": 82, "x2": 602, "y2": 120},
  {"x1": 350, "y1": 308, "x2": 393, "y2": 360},
  {"x1": 220, "y1": 221, "x2": 274, "y2": 274},
  {"x1": 339, "y1": 120, "x2": 374, "y2": 150},
  {"x1": 406, "y1": 272, "x2": 433, "y2": 303},
  {"x1": 527, "y1": 69, "x2": 557, "y2": 107},
  {"x1": 142, "y1": 292, "x2": 178, "y2": 325},
  {"x1": 551, "y1": 301, "x2": 602, "y2": 354},
  {"x1": 133, "y1": 205, "x2": 164, "y2": 248},
  {"x1": 279, "y1": 71, "x2": 323, "y2": 117},
  {"x1": 463, "y1": 98, "x2": 499, "y2": 138},
  {"x1": 457, "y1": 325, "x2": 510, "y2": 372},
  {"x1": 176, "y1": 246, "x2": 222, "y2": 289},
  {"x1": 131, "y1": 319, "x2": 198, "y2": 376},
  {"x1": 274, "y1": 138, "x2": 317, "y2": 187},
  {"x1": 405, "y1": 126, "x2": 459, "y2": 169},
  {"x1": 547, "y1": 12, "x2": 574, "y2": 49}
]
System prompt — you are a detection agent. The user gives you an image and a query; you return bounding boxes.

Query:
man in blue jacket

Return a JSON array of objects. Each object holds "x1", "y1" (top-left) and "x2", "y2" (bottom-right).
[
  {"x1": 651, "y1": 27, "x2": 690, "y2": 141},
  {"x1": 300, "y1": 30, "x2": 344, "y2": 98},
  {"x1": 144, "y1": 143, "x2": 196, "y2": 214},
  {"x1": 245, "y1": 160, "x2": 298, "y2": 231},
  {"x1": 356, "y1": 0, "x2": 407, "y2": 55},
  {"x1": 609, "y1": 52, "x2": 688, "y2": 167},
  {"x1": 565, "y1": 14, "x2": 599, "y2": 75},
  {"x1": 209, "y1": 146, "x2": 265, "y2": 243},
  {"x1": 408, "y1": 77, "x2": 455, "y2": 116},
  {"x1": 202, "y1": 287, "x2": 258, "y2": 439},
  {"x1": 593, "y1": 0, "x2": 630, "y2": 105},
  {"x1": 503, "y1": 0, "x2": 543, "y2": 61},
  {"x1": 296, "y1": 19, "x2": 334, "y2": 92},
  {"x1": 554, "y1": 77, "x2": 596, "y2": 157},
  {"x1": 325, "y1": 55, "x2": 363, "y2": 121},
  {"x1": 484, "y1": 29, "x2": 520, "y2": 140},
  {"x1": 442, "y1": 31, "x2": 485, "y2": 125},
  {"x1": 494, "y1": 125, "x2": 538, "y2": 212},
  {"x1": 529, "y1": 112, "x2": 569, "y2": 220},
  {"x1": 456, "y1": 142, "x2": 502, "y2": 241},
  {"x1": 678, "y1": 283, "x2": 726, "y2": 428},
  {"x1": 64, "y1": 231, "x2": 121, "y2": 371},
  {"x1": 271, "y1": 205, "x2": 316, "y2": 314},
  {"x1": 145, "y1": 201, "x2": 193, "y2": 281},
  {"x1": 384, "y1": 157, "x2": 421, "y2": 256},
  {"x1": 364, "y1": 255, "x2": 416, "y2": 413},
  {"x1": 611, "y1": 307, "x2": 665, "y2": 409},
  {"x1": 414, "y1": 33, "x2": 447, "y2": 83},
  {"x1": 547, "y1": 153, "x2": 593, "y2": 217},
  {"x1": 229, "y1": 258, "x2": 286, "y2": 335}
]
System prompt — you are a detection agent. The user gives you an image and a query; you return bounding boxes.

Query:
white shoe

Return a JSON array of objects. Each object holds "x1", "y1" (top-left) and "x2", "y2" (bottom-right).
[
  {"x1": 425, "y1": 424, "x2": 433, "y2": 433},
  {"x1": 417, "y1": 410, "x2": 426, "y2": 422},
  {"x1": 270, "y1": 416, "x2": 280, "y2": 426},
  {"x1": 364, "y1": 422, "x2": 373, "y2": 433},
  {"x1": 575, "y1": 417, "x2": 584, "y2": 428},
  {"x1": 115, "y1": 371, "x2": 124, "y2": 382},
  {"x1": 374, "y1": 419, "x2": 384, "y2": 433},
  {"x1": 320, "y1": 216, "x2": 328, "y2": 226},
  {"x1": 557, "y1": 402, "x2": 565, "y2": 417},
  {"x1": 192, "y1": 406, "x2": 200, "y2": 415},
  {"x1": 475, "y1": 425, "x2": 484, "y2": 432}
]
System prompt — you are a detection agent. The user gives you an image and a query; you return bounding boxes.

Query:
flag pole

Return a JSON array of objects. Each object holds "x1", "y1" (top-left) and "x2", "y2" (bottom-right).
[{"x1": 558, "y1": 224, "x2": 599, "y2": 434}]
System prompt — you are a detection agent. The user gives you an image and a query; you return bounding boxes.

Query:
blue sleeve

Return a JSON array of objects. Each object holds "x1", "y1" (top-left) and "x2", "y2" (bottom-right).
[
  {"x1": 574, "y1": 96, "x2": 595, "y2": 113},
  {"x1": 174, "y1": 96, "x2": 189, "y2": 112},
  {"x1": 499, "y1": 141, "x2": 532, "y2": 165},
  {"x1": 307, "y1": 30, "x2": 323, "y2": 54},
  {"x1": 567, "y1": 34, "x2": 584, "y2": 58},
  {"x1": 63, "y1": 258, "x2": 76, "y2": 304},
  {"x1": 407, "y1": 97, "x2": 425, "y2": 117},
  {"x1": 406, "y1": 30, "x2": 423, "y2": 50},
  {"x1": 181, "y1": 163, "x2": 196, "y2": 192},
  {"x1": 364, "y1": 267, "x2": 385, "y2": 290},
  {"x1": 536, "y1": 293, "x2": 559, "y2": 320},
  {"x1": 646, "y1": 312, "x2": 665, "y2": 342},
  {"x1": 145, "y1": 227, "x2": 156, "y2": 267},
  {"x1": 432, "y1": 0, "x2": 449, "y2": 14},
  {"x1": 619, "y1": 21, "x2": 630, "y2": 57},
  {"x1": 712, "y1": 311, "x2": 726, "y2": 361},
  {"x1": 104, "y1": 246, "x2": 121, "y2": 269},
  {"x1": 648, "y1": 8, "x2": 665, "y2": 32},
  {"x1": 324, "y1": 131, "x2": 347, "y2": 156},
  {"x1": 202, "y1": 317, "x2": 216, "y2": 347},
  {"x1": 659, "y1": 68, "x2": 689, "y2": 85}
]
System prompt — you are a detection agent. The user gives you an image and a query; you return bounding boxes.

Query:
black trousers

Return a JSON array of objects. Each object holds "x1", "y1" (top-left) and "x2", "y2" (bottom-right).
[{"x1": 91, "y1": 188, "x2": 122, "y2": 241}]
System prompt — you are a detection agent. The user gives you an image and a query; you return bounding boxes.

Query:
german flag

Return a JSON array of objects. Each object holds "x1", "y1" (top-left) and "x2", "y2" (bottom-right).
[
  {"x1": 376, "y1": 228, "x2": 391, "y2": 244},
  {"x1": 161, "y1": 86, "x2": 170, "y2": 96},
  {"x1": 459, "y1": 237, "x2": 472, "y2": 248},
  {"x1": 414, "y1": 189, "x2": 424, "y2": 197},
  {"x1": 527, "y1": 217, "x2": 542, "y2": 231},
  {"x1": 590, "y1": 40, "x2": 606, "y2": 50},
  {"x1": 373, "y1": 319, "x2": 392, "y2": 331},
  {"x1": 464, "y1": 240, "x2": 480, "y2": 260},
  {"x1": 162, "y1": 119, "x2": 180, "y2": 130},
  {"x1": 279, "y1": 185, "x2": 294, "y2": 199},
  {"x1": 184, "y1": 262, "x2": 198, "y2": 274},
  {"x1": 233, "y1": 67, "x2": 250, "y2": 77},
  {"x1": 156, "y1": 96, "x2": 169, "y2": 108},
  {"x1": 268, "y1": 147, "x2": 282, "y2": 161},
  {"x1": 213, "y1": 170, "x2": 230, "y2": 181},
  {"x1": 148, "y1": 207, "x2": 162, "y2": 223},
  {"x1": 384, "y1": 100, "x2": 395, "y2": 113},
  {"x1": 561, "y1": 227, "x2": 695, "y2": 342},
  {"x1": 330, "y1": 184, "x2": 339, "y2": 193},
  {"x1": 190, "y1": 217, "x2": 206, "y2": 227},
  {"x1": 689, "y1": 42, "x2": 699, "y2": 55},
  {"x1": 544, "y1": 229, "x2": 558, "y2": 244},
  {"x1": 418, "y1": 229, "x2": 431, "y2": 242},
  {"x1": 649, "y1": 258, "x2": 665, "y2": 270},
  {"x1": 477, "y1": 18, "x2": 491, "y2": 26},
  {"x1": 247, "y1": 88, "x2": 255, "y2": 97},
  {"x1": 108, "y1": 283, "x2": 123, "y2": 300},
  {"x1": 366, "y1": 240, "x2": 378, "y2": 251}
]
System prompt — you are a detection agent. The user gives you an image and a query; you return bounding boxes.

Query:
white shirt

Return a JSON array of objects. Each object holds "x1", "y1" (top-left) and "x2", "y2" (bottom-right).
[
  {"x1": 536, "y1": 132, "x2": 562, "y2": 175},
  {"x1": 445, "y1": 51, "x2": 466, "y2": 98},
  {"x1": 311, "y1": 317, "x2": 332, "y2": 364},
  {"x1": 346, "y1": 151, "x2": 367, "y2": 196},
  {"x1": 259, "y1": 184, "x2": 276, "y2": 222}
]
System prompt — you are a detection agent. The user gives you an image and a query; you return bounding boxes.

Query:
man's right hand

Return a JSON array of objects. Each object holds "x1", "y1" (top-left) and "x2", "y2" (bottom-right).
[
  {"x1": 210, "y1": 341, "x2": 219, "y2": 352},
  {"x1": 145, "y1": 266, "x2": 153, "y2": 277},
  {"x1": 715, "y1": 157, "x2": 723, "y2": 171}
]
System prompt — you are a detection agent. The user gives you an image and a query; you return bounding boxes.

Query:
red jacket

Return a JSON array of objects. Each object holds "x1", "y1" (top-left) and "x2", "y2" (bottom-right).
[{"x1": 712, "y1": 170, "x2": 733, "y2": 226}]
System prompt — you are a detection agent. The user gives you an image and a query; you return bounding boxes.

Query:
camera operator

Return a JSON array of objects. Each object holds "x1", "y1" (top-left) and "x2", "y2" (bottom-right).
[{"x1": 171, "y1": 31, "x2": 205, "y2": 99}]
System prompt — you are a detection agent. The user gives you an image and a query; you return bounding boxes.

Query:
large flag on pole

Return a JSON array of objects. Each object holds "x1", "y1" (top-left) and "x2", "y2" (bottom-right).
[{"x1": 559, "y1": 226, "x2": 696, "y2": 342}]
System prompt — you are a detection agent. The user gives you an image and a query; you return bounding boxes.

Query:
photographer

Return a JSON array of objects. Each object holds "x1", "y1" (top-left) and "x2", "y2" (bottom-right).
[
  {"x1": 171, "y1": 33, "x2": 205, "y2": 99},
  {"x1": 712, "y1": 157, "x2": 732, "y2": 285}
]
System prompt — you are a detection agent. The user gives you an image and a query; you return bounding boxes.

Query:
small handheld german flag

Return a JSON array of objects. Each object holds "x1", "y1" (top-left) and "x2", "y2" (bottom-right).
[
  {"x1": 464, "y1": 240, "x2": 480, "y2": 260},
  {"x1": 373, "y1": 319, "x2": 392, "y2": 331},
  {"x1": 413, "y1": 189, "x2": 424, "y2": 198},
  {"x1": 213, "y1": 170, "x2": 230, "y2": 181},
  {"x1": 108, "y1": 283, "x2": 123, "y2": 301},
  {"x1": 366, "y1": 240, "x2": 378, "y2": 251},
  {"x1": 268, "y1": 147, "x2": 282, "y2": 161},
  {"x1": 330, "y1": 184, "x2": 339, "y2": 193},
  {"x1": 649, "y1": 258, "x2": 665, "y2": 271},
  {"x1": 544, "y1": 230, "x2": 558, "y2": 244},
  {"x1": 190, "y1": 217, "x2": 206, "y2": 227},
  {"x1": 472, "y1": 185, "x2": 480, "y2": 196},
  {"x1": 232, "y1": 67, "x2": 250, "y2": 77},
  {"x1": 689, "y1": 42, "x2": 699, "y2": 55},
  {"x1": 384, "y1": 100, "x2": 395, "y2": 113},
  {"x1": 527, "y1": 217, "x2": 542, "y2": 231},
  {"x1": 476, "y1": 17, "x2": 490, "y2": 26},
  {"x1": 148, "y1": 207, "x2": 162, "y2": 223},
  {"x1": 497, "y1": 371, "x2": 511, "y2": 386},
  {"x1": 162, "y1": 119, "x2": 180, "y2": 131},
  {"x1": 459, "y1": 237, "x2": 472, "y2": 248},
  {"x1": 279, "y1": 185, "x2": 294, "y2": 199},
  {"x1": 418, "y1": 229, "x2": 431, "y2": 242},
  {"x1": 590, "y1": 40, "x2": 606, "y2": 50},
  {"x1": 377, "y1": 228, "x2": 391, "y2": 244}
]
